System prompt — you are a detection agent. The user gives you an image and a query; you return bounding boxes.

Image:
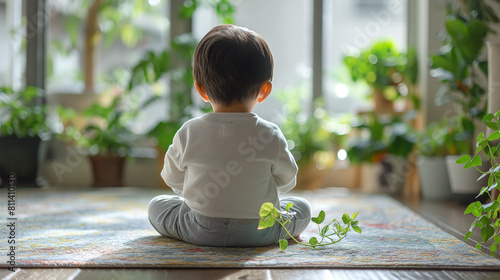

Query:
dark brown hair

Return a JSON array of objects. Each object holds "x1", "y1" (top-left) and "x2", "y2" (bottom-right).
[{"x1": 193, "y1": 25, "x2": 274, "y2": 106}]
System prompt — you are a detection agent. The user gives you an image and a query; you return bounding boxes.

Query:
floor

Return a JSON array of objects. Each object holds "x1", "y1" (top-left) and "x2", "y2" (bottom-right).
[{"x1": 3, "y1": 192, "x2": 500, "y2": 280}]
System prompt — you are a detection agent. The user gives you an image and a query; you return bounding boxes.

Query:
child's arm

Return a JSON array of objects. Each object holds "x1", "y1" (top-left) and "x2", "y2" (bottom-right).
[
  {"x1": 160, "y1": 133, "x2": 185, "y2": 193},
  {"x1": 272, "y1": 136, "x2": 298, "y2": 193}
]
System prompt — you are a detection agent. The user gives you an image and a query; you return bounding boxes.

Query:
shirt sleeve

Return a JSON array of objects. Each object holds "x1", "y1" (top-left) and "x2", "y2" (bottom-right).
[
  {"x1": 272, "y1": 132, "x2": 298, "y2": 193},
  {"x1": 160, "y1": 132, "x2": 185, "y2": 193}
]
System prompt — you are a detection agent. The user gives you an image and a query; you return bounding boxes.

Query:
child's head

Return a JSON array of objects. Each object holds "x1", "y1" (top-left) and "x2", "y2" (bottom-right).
[{"x1": 193, "y1": 25, "x2": 274, "y2": 106}]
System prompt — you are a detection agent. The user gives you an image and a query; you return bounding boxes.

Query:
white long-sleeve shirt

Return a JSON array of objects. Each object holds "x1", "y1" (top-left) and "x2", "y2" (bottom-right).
[{"x1": 161, "y1": 112, "x2": 298, "y2": 219}]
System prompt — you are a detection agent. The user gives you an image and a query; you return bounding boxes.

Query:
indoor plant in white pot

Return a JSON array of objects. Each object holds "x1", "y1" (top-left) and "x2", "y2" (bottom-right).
[
  {"x1": 430, "y1": 1, "x2": 500, "y2": 201},
  {"x1": 416, "y1": 119, "x2": 455, "y2": 200}
]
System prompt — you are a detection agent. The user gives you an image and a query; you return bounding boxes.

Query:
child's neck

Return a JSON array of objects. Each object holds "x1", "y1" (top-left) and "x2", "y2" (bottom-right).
[{"x1": 212, "y1": 101, "x2": 257, "y2": 113}]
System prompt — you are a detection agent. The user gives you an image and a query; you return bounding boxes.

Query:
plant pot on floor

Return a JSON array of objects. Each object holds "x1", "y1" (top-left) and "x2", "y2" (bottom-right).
[
  {"x1": 417, "y1": 156, "x2": 451, "y2": 200},
  {"x1": 0, "y1": 137, "x2": 47, "y2": 187},
  {"x1": 88, "y1": 155, "x2": 126, "y2": 187},
  {"x1": 361, "y1": 155, "x2": 408, "y2": 195},
  {"x1": 446, "y1": 155, "x2": 489, "y2": 204}
]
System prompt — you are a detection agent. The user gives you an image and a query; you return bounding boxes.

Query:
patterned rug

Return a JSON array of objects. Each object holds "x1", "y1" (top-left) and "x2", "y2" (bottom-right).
[{"x1": 1, "y1": 187, "x2": 500, "y2": 269}]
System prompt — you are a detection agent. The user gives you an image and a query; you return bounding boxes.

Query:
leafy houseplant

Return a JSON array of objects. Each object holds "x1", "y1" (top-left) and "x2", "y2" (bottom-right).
[
  {"x1": 457, "y1": 111, "x2": 500, "y2": 255},
  {"x1": 430, "y1": 0, "x2": 500, "y2": 154},
  {"x1": 0, "y1": 87, "x2": 50, "y2": 187},
  {"x1": 415, "y1": 117, "x2": 469, "y2": 200},
  {"x1": 347, "y1": 113, "x2": 416, "y2": 164},
  {"x1": 344, "y1": 40, "x2": 415, "y2": 114},
  {"x1": 56, "y1": 87, "x2": 137, "y2": 187},
  {"x1": 258, "y1": 202, "x2": 361, "y2": 251},
  {"x1": 275, "y1": 88, "x2": 337, "y2": 190},
  {"x1": 347, "y1": 112, "x2": 416, "y2": 193},
  {"x1": 430, "y1": 0, "x2": 500, "y2": 200}
]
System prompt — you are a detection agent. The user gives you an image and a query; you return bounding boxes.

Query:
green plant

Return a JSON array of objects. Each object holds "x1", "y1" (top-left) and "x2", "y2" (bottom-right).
[
  {"x1": 57, "y1": 100, "x2": 132, "y2": 156},
  {"x1": 258, "y1": 202, "x2": 361, "y2": 251},
  {"x1": 275, "y1": 87, "x2": 336, "y2": 167},
  {"x1": 56, "y1": 81, "x2": 141, "y2": 156},
  {"x1": 344, "y1": 40, "x2": 413, "y2": 102},
  {"x1": 0, "y1": 87, "x2": 50, "y2": 138},
  {"x1": 430, "y1": 0, "x2": 500, "y2": 154},
  {"x1": 457, "y1": 111, "x2": 500, "y2": 255},
  {"x1": 347, "y1": 113, "x2": 416, "y2": 164},
  {"x1": 416, "y1": 117, "x2": 470, "y2": 157}
]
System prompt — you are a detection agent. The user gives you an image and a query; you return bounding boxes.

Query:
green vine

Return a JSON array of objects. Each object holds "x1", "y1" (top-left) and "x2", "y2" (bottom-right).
[
  {"x1": 457, "y1": 111, "x2": 500, "y2": 255},
  {"x1": 258, "y1": 202, "x2": 361, "y2": 251}
]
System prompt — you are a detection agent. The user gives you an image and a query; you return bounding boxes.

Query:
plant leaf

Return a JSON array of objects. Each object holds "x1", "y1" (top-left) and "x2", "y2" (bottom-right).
[
  {"x1": 342, "y1": 213, "x2": 350, "y2": 224},
  {"x1": 309, "y1": 237, "x2": 319, "y2": 246},
  {"x1": 464, "y1": 231, "x2": 472, "y2": 241},
  {"x1": 352, "y1": 212, "x2": 358, "y2": 220},
  {"x1": 483, "y1": 114, "x2": 494, "y2": 122},
  {"x1": 488, "y1": 131, "x2": 500, "y2": 141},
  {"x1": 471, "y1": 155, "x2": 482, "y2": 167},
  {"x1": 464, "y1": 203, "x2": 476, "y2": 214},
  {"x1": 286, "y1": 202, "x2": 293, "y2": 212},
  {"x1": 311, "y1": 210, "x2": 325, "y2": 224},
  {"x1": 258, "y1": 216, "x2": 276, "y2": 230},
  {"x1": 456, "y1": 155, "x2": 471, "y2": 164},
  {"x1": 320, "y1": 225, "x2": 330, "y2": 237},
  {"x1": 353, "y1": 226, "x2": 362, "y2": 233},
  {"x1": 481, "y1": 225, "x2": 495, "y2": 242},
  {"x1": 259, "y1": 202, "x2": 275, "y2": 218},
  {"x1": 279, "y1": 239, "x2": 288, "y2": 251}
]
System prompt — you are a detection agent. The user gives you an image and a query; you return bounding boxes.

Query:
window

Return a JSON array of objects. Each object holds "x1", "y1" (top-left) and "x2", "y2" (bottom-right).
[
  {"x1": 46, "y1": 0, "x2": 169, "y2": 134},
  {"x1": 323, "y1": 0, "x2": 408, "y2": 117},
  {"x1": 0, "y1": 0, "x2": 23, "y2": 90}
]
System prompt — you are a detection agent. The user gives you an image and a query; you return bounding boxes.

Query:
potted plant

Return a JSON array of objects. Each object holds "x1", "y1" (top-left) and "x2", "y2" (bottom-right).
[
  {"x1": 347, "y1": 112, "x2": 416, "y2": 194},
  {"x1": 415, "y1": 118, "x2": 467, "y2": 200},
  {"x1": 56, "y1": 86, "x2": 136, "y2": 187},
  {"x1": 343, "y1": 40, "x2": 412, "y2": 114},
  {"x1": 274, "y1": 88, "x2": 336, "y2": 190},
  {"x1": 430, "y1": 0, "x2": 500, "y2": 200},
  {"x1": 0, "y1": 87, "x2": 51, "y2": 187},
  {"x1": 458, "y1": 110, "x2": 500, "y2": 255}
]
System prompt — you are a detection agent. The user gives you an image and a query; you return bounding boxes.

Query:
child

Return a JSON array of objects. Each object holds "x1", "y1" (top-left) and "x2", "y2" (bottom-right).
[{"x1": 148, "y1": 24, "x2": 311, "y2": 247}]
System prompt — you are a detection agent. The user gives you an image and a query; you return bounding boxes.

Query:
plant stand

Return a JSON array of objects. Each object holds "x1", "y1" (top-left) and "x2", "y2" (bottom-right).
[{"x1": 88, "y1": 155, "x2": 126, "y2": 187}]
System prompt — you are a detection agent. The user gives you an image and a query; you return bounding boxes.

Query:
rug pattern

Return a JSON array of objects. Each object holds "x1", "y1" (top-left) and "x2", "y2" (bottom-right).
[{"x1": 1, "y1": 187, "x2": 500, "y2": 269}]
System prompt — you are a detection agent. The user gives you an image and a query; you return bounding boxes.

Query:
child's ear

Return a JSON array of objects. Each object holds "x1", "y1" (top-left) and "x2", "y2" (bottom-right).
[
  {"x1": 194, "y1": 82, "x2": 210, "y2": 102},
  {"x1": 257, "y1": 81, "x2": 272, "y2": 103}
]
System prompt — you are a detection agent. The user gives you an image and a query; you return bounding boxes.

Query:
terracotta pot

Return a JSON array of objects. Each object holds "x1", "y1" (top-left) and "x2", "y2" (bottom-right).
[{"x1": 88, "y1": 155, "x2": 126, "y2": 187}]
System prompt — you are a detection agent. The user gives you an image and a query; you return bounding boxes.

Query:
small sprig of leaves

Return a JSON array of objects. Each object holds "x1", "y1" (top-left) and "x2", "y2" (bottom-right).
[
  {"x1": 457, "y1": 111, "x2": 500, "y2": 255},
  {"x1": 258, "y1": 202, "x2": 361, "y2": 251}
]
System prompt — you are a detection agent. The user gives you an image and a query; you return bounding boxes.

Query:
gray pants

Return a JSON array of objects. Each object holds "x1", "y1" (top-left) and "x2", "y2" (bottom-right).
[{"x1": 148, "y1": 195, "x2": 311, "y2": 247}]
